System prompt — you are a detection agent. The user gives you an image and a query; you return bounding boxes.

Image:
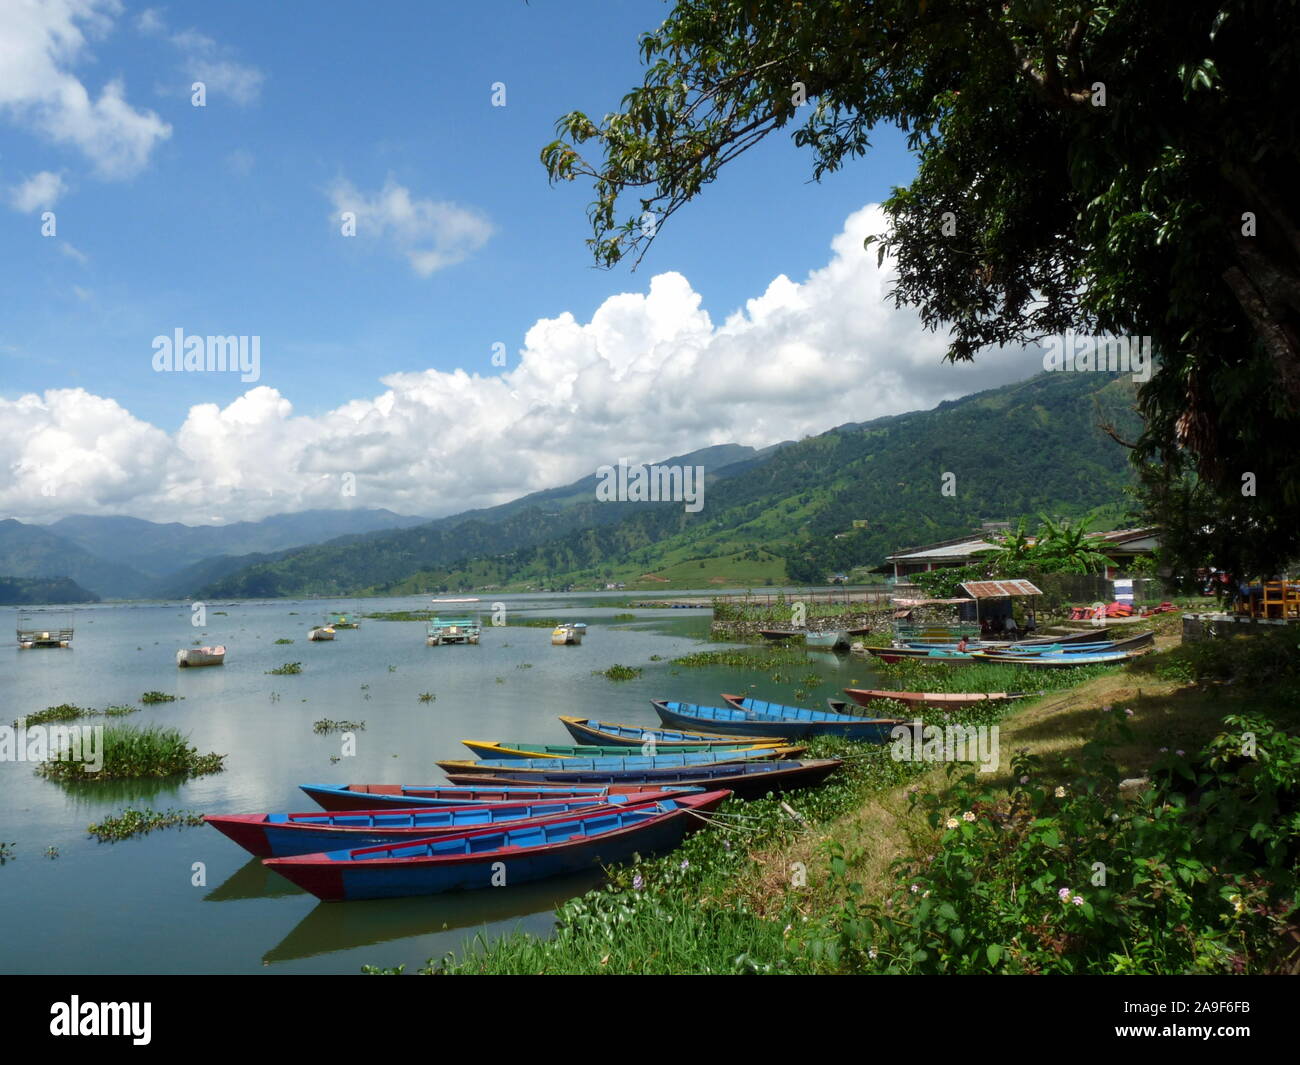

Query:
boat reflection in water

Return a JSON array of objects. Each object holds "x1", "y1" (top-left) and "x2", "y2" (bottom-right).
[{"x1": 261, "y1": 868, "x2": 605, "y2": 964}]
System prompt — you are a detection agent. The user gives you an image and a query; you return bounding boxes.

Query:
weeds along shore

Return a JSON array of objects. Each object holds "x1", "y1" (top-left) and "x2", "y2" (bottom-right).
[{"x1": 365, "y1": 625, "x2": 1300, "y2": 975}]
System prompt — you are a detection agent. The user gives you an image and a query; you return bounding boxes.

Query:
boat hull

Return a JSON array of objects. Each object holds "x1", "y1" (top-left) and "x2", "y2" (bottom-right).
[
  {"x1": 663, "y1": 698, "x2": 903, "y2": 742},
  {"x1": 177, "y1": 645, "x2": 226, "y2": 667},
  {"x1": 462, "y1": 739, "x2": 791, "y2": 760},
  {"x1": 265, "y1": 793, "x2": 729, "y2": 901},
  {"x1": 444, "y1": 760, "x2": 841, "y2": 800},
  {"x1": 841, "y1": 688, "x2": 1028, "y2": 709},
  {"x1": 300, "y1": 782, "x2": 669, "y2": 811},
  {"x1": 207, "y1": 794, "x2": 681, "y2": 857},
  {"x1": 437, "y1": 748, "x2": 797, "y2": 776},
  {"x1": 559, "y1": 716, "x2": 774, "y2": 748}
]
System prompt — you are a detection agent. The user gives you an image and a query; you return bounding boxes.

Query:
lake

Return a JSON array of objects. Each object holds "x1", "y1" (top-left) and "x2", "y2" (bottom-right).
[{"x1": 0, "y1": 592, "x2": 878, "y2": 974}]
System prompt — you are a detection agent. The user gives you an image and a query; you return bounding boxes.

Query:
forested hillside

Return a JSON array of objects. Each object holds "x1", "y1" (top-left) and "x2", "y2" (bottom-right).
[{"x1": 195, "y1": 373, "x2": 1141, "y2": 597}]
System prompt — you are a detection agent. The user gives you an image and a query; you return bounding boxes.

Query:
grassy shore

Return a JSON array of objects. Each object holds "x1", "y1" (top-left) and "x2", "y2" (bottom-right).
[{"x1": 372, "y1": 616, "x2": 1299, "y2": 975}]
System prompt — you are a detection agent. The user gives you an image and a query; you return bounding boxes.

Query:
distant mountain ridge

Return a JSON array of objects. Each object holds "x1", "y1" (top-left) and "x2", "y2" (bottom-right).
[
  {"x1": 0, "y1": 508, "x2": 429, "y2": 601},
  {"x1": 194, "y1": 372, "x2": 1143, "y2": 598},
  {"x1": 45, "y1": 508, "x2": 430, "y2": 577},
  {"x1": 189, "y1": 443, "x2": 783, "y2": 599}
]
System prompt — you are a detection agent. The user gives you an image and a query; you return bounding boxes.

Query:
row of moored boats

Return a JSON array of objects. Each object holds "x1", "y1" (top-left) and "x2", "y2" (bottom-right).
[{"x1": 205, "y1": 691, "x2": 984, "y2": 902}]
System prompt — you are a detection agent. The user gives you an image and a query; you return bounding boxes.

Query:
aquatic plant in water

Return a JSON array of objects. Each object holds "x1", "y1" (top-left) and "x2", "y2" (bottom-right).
[
  {"x1": 313, "y1": 719, "x2": 365, "y2": 734},
  {"x1": 267, "y1": 662, "x2": 302, "y2": 675},
  {"x1": 87, "y1": 807, "x2": 206, "y2": 842},
  {"x1": 35, "y1": 724, "x2": 225, "y2": 782},
  {"x1": 594, "y1": 664, "x2": 642, "y2": 681}
]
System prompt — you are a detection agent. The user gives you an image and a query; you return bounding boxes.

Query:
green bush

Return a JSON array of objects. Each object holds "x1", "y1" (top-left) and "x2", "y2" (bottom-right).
[{"x1": 811, "y1": 712, "x2": 1300, "y2": 974}]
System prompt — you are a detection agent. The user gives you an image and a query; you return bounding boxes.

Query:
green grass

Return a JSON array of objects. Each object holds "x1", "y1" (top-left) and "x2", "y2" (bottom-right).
[
  {"x1": 267, "y1": 662, "x2": 302, "y2": 675},
  {"x1": 140, "y1": 691, "x2": 177, "y2": 704}
]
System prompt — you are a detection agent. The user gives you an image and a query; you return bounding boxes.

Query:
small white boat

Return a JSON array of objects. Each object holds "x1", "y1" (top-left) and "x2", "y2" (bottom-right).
[
  {"x1": 177, "y1": 645, "x2": 226, "y2": 668},
  {"x1": 805, "y1": 629, "x2": 849, "y2": 650},
  {"x1": 308, "y1": 626, "x2": 336, "y2": 642},
  {"x1": 551, "y1": 623, "x2": 585, "y2": 646}
]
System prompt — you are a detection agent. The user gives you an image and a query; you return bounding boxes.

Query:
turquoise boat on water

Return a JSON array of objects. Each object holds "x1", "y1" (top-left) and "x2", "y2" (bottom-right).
[{"x1": 654, "y1": 698, "x2": 905, "y2": 743}]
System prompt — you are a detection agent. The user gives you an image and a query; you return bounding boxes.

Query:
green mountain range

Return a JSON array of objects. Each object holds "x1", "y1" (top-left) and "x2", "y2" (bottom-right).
[
  {"x1": 194, "y1": 372, "x2": 1142, "y2": 598},
  {"x1": 0, "y1": 508, "x2": 429, "y2": 600}
]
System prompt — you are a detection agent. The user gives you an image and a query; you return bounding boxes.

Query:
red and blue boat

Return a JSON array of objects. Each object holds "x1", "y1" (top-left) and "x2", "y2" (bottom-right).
[
  {"x1": 436, "y1": 747, "x2": 797, "y2": 776},
  {"x1": 206, "y1": 792, "x2": 684, "y2": 858},
  {"x1": 443, "y1": 758, "x2": 841, "y2": 799},
  {"x1": 264, "y1": 791, "x2": 731, "y2": 901},
  {"x1": 300, "y1": 782, "x2": 670, "y2": 812},
  {"x1": 658, "y1": 698, "x2": 905, "y2": 742}
]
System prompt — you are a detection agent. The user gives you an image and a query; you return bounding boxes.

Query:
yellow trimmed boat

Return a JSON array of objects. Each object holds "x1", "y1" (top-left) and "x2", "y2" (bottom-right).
[{"x1": 462, "y1": 739, "x2": 800, "y2": 761}]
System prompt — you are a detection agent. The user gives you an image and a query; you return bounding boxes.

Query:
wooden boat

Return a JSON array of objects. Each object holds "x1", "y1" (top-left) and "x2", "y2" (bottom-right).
[
  {"x1": 559, "y1": 716, "x2": 776, "y2": 749},
  {"x1": 663, "y1": 698, "x2": 904, "y2": 742},
  {"x1": 207, "y1": 793, "x2": 683, "y2": 858},
  {"x1": 865, "y1": 645, "x2": 954, "y2": 659},
  {"x1": 437, "y1": 748, "x2": 799, "y2": 777},
  {"x1": 300, "y1": 782, "x2": 679, "y2": 812},
  {"x1": 551, "y1": 623, "x2": 584, "y2": 645},
  {"x1": 838, "y1": 688, "x2": 1033, "y2": 710},
  {"x1": 329, "y1": 613, "x2": 360, "y2": 629},
  {"x1": 445, "y1": 760, "x2": 841, "y2": 800},
  {"x1": 968, "y1": 649, "x2": 1147, "y2": 668},
  {"x1": 263, "y1": 791, "x2": 731, "y2": 901},
  {"x1": 865, "y1": 646, "x2": 978, "y2": 666},
  {"x1": 177, "y1": 645, "x2": 226, "y2": 668},
  {"x1": 805, "y1": 629, "x2": 850, "y2": 650},
  {"x1": 758, "y1": 629, "x2": 803, "y2": 641},
  {"x1": 462, "y1": 739, "x2": 793, "y2": 760},
  {"x1": 308, "y1": 626, "x2": 335, "y2": 642},
  {"x1": 1015, "y1": 627, "x2": 1111, "y2": 646}
]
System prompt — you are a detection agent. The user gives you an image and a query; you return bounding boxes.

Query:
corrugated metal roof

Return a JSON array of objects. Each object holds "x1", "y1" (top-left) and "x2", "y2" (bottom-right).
[
  {"x1": 887, "y1": 537, "x2": 997, "y2": 562},
  {"x1": 960, "y1": 579, "x2": 1042, "y2": 598}
]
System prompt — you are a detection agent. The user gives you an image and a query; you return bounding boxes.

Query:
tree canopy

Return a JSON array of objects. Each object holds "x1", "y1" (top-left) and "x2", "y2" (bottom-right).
[{"x1": 542, "y1": 0, "x2": 1300, "y2": 578}]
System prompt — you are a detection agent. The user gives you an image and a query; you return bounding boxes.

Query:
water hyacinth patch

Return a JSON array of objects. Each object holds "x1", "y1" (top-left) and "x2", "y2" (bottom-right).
[
  {"x1": 313, "y1": 719, "x2": 365, "y2": 734},
  {"x1": 87, "y1": 808, "x2": 207, "y2": 842},
  {"x1": 35, "y1": 724, "x2": 224, "y2": 782},
  {"x1": 593, "y1": 664, "x2": 642, "y2": 681}
]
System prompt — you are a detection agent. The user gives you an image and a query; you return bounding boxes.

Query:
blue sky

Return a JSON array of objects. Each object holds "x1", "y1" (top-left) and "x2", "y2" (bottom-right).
[{"x1": 0, "y1": 1, "x2": 1039, "y2": 523}]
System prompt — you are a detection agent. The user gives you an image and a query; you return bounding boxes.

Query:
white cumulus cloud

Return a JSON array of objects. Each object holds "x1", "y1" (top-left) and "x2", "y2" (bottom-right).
[
  {"x1": 8, "y1": 170, "x2": 66, "y2": 212},
  {"x1": 329, "y1": 177, "x2": 495, "y2": 277},
  {"x1": 0, "y1": 0, "x2": 171, "y2": 178},
  {"x1": 0, "y1": 205, "x2": 1040, "y2": 524}
]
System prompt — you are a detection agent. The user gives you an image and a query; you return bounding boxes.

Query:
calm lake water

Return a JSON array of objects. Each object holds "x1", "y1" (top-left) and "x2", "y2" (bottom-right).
[{"x1": 0, "y1": 593, "x2": 878, "y2": 974}]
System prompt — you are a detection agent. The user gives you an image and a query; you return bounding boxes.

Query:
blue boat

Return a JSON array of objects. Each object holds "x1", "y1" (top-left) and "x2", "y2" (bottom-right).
[
  {"x1": 264, "y1": 792, "x2": 731, "y2": 901},
  {"x1": 437, "y1": 748, "x2": 793, "y2": 776},
  {"x1": 655, "y1": 698, "x2": 905, "y2": 742},
  {"x1": 206, "y1": 793, "x2": 682, "y2": 858},
  {"x1": 301, "y1": 782, "x2": 647, "y2": 811},
  {"x1": 444, "y1": 758, "x2": 842, "y2": 799},
  {"x1": 969, "y1": 649, "x2": 1145, "y2": 668}
]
